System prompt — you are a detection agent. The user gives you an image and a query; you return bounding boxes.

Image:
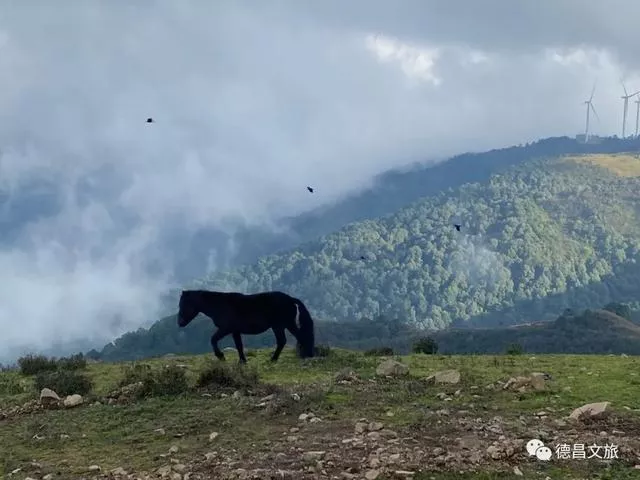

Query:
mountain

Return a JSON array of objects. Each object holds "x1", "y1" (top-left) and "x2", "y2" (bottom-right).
[
  {"x1": 197, "y1": 152, "x2": 640, "y2": 327},
  {"x1": 92, "y1": 146, "x2": 640, "y2": 361}
]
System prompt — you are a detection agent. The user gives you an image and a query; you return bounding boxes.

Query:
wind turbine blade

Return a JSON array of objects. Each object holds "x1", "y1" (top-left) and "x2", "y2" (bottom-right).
[
  {"x1": 622, "y1": 79, "x2": 629, "y2": 96},
  {"x1": 590, "y1": 103, "x2": 601, "y2": 123},
  {"x1": 630, "y1": 90, "x2": 640, "y2": 97},
  {"x1": 589, "y1": 81, "x2": 597, "y2": 102}
]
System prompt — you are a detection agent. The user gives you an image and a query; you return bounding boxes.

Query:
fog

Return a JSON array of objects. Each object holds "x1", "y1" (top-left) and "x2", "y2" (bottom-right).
[{"x1": 1, "y1": 1, "x2": 639, "y2": 360}]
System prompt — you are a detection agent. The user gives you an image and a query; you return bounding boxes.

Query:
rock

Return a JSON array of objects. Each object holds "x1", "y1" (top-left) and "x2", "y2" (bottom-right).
[
  {"x1": 39, "y1": 387, "x2": 60, "y2": 405},
  {"x1": 157, "y1": 465, "x2": 173, "y2": 477},
  {"x1": 435, "y1": 369, "x2": 461, "y2": 384},
  {"x1": 376, "y1": 359, "x2": 409, "y2": 377},
  {"x1": 173, "y1": 464, "x2": 187, "y2": 473},
  {"x1": 43, "y1": 475, "x2": 54, "y2": 480},
  {"x1": 335, "y1": 367, "x2": 359, "y2": 382},
  {"x1": 303, "y1": 451, "x2": 326, "y2": 462},
  {"x1": 368, "y1": 421, "x2": 384, "y2": 431},
  {"x1": 169, "y1": 445, "x2": 179, "y2": 454},
  {"x1": 529, "y1": 375, "x2": 546, "y2": 391},
  {"x1": 365, "y1": 469, "x2": 380, "y2": 480},
  {"x1": 111, "y1": 467, "x2": 128, "y2": 476},
  {"x1": 63, "y1": 394, "x2": 83, "y2": 408},
  {"x1": 513, "y1": 466, "x2": 523, "y2": 476},
  {"x1": 355, "y1": 421, "x2": 369, "y2": 434},
  {"x1": 569, "y1": 402, "x2": 610, "y2": 420},
  {"x1": 209, "y1": 432, "x2": 219, "y2": 442}
]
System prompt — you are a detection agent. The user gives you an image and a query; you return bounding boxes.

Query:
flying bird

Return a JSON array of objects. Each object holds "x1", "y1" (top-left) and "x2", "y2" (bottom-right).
[
  {"x1": 360, "y1": 256, "x2": 366, "y2": 260},
  {"x1": 454, "y1": 224, "x2": 461, "y2": 231},
  {"x1": 146, "y1": 118, "x2": 154, "y2": 123},
  {"x1": 306, "y1": 186, "x2": 314, "y2": 193}
]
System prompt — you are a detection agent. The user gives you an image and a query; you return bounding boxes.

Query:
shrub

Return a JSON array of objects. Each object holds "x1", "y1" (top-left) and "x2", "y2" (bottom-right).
[
  {"x1": 314, "y1": 344, "x2": 332, "y2": 357},
  {"x1": 505, "y1": 343, "x2": 524, "y2": 355},
  {"x1": 117, "y1": 362, "x2": 189, "y2": 398},
  {"x1": 145, "y1": 365, "x2": 189, "y2": 397},
  {"x1": 0, "y1": 375, "x2": 26, "y2": 395},
  {"x1": 17, "y1": 354, "x2": 58, "y2": 376},
  {"x1": 118, "y1": 362, "x2": 153, "y2": 387},
  {"x1": 196, "y1": 361, "x2": 260, "y2": 391},
  {"x1": 58, "y1": 353, "x2": 87, "y2": 371},
  {"x1": 412, "y1": 336, "x2": 438, "y2": 355},
  {"x1": 364, "y1": 347, "x2": 394, "y2": 356},
  {"x1": 34, "y1": 370, "x2": 93, "y2": 396}
]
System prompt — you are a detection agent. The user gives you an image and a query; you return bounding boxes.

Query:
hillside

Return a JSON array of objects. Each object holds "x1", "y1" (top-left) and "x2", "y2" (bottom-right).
[
  {"x1": 198, "y1": 153, "x2": 640, "y2": 325},
  {"x1": 163, "y1": 136, "x2": 640, "y2": 283},
  {"x1": 2, "y1": 350, "x2": 640, "y2": 479},
  {"x1": 95, "y1": 151, "x2": 640, "y2": 361},
  {"x1": 435, "y1": 305, "x2": 640, "y2": 355}
]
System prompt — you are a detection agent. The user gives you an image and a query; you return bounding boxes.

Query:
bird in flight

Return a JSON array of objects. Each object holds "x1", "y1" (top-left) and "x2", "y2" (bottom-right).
[
  {"x1": 454, "y1": 224, "x2": 461, "y2": 231},
  {"x1": 307, "y1": 186, "x2": 314, "y2": 193},
  {"x1": 146, "y1": 118, "x2": 154, "y2": 123}
]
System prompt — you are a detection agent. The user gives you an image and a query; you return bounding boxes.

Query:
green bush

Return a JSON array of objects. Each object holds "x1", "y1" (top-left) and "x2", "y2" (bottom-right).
[
  {"x1": 412, "y1": 336, "x2": 438, "y2": 355},
  {"x1": 196, "y1": 361, "x2": 260, "y2": 391},
  {"x1": 118, "y1": 363, "x2": 189, "y2": 398},
  {"x1": 364, "y1": 347, "x2": 394, "y2": 356},
  {"x1": 314, "y1": 344, "x2": 332, "y2": 357},
  {"x1": 0, "y1": 375, "x2": 26, "y2": 395},
  {"x1": 34, "y1": 370, "x2": 93, "y2": 396},
  {"x1": 17, "y1": 354, "x2": 58, "y2": 376},
  {"x1": 505, "y1": 343, "x2": 524, "y2": 355},
  {"x1": 118, "y1": 362, "x2": 153, "y2": 387},
  {"x1": 57, "y1": 353, "x2": 87, "y2": 371}
]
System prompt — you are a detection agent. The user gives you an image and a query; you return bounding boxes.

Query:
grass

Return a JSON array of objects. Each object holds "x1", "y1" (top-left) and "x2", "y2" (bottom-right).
[
  {"x1": 565, "y1": 153, "x2": 640, "y2": 177},
  {"x1": 2, "y1": 349, "x2": 640, "y2": 479}
]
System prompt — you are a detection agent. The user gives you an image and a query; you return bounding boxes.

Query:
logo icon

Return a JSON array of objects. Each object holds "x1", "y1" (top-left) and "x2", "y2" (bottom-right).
[{"x1": 526, "y1": 438, "x2": 552, "y2": 461}]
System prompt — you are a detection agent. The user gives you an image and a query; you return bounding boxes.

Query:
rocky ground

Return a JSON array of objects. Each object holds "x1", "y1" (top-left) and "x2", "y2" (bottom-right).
[{"x1": 2, "y1": 352, "x2": 640, "y2": 479}]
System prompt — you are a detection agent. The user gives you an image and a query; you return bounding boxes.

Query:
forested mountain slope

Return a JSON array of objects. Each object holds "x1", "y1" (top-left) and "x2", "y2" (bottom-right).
[
  {"x1": 93, "y1": 151, "x2": 640, "y2": 361},
  {"x1": 195, "y1": 153, "x2": 640, "y2": 328},
  {"x1": 227, "y1": 136, "x2": 640, "y2": 268}
]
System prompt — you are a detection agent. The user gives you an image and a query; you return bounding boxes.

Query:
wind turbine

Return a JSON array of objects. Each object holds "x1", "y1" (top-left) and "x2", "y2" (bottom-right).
[
  {"x1": 635, "y1": 97, "x2": 640, "y2": 138},
  {"x1": 620, "y1": 81, "x2": 640, "y2": 138},
  {"x1": 583, "y1": 82, "x2": 599, "y2": 142}
]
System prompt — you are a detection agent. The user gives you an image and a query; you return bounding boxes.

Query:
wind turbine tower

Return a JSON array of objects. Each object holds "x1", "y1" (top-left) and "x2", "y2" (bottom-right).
[
  {"x1": 583, "y1": 83, "x2": 599, "y2": 142},
  {"x1": 635, "y1": 97, "x2": 640, "y2": 138},
  {"x1": 620, "y1": 81, "x2": 640, "y2": 138}
]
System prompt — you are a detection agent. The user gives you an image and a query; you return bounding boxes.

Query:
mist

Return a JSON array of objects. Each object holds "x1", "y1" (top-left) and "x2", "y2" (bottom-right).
[{"x1": 1, "y1": 1, "x2": 639, "y2": 361}]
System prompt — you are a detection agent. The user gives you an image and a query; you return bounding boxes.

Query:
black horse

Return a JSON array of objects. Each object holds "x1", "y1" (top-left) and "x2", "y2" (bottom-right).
[{"x1": 176, "y1": 289, "x2": 315, "y2": 363}]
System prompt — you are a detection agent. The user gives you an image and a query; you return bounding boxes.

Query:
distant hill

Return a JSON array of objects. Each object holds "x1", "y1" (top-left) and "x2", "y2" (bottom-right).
[
  {"x1": 435, "y1": 304, "x2": 640, "y2": 355},
  {"x1": 91, "y1": 303, "x2": 640, "y2": 361}
]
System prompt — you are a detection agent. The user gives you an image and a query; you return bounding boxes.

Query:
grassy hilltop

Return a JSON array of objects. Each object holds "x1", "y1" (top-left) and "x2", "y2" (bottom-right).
[{"x1": 2, "y1": 349, "x2": 640, "y2": 479}]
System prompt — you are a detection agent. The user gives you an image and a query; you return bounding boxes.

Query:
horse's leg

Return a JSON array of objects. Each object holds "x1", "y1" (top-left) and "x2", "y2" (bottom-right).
[
  {"x1": 285, "y1": 324, "x2": 303, "y2": 356},
  {"x1": 232, "y1": 332, "x2": 247, "y2": 364},
  {"x1": 210, "y1": 329, "x2": 228, "y2": 361},
  {"x1": 270, "y1": 326, "x2": 287, "y2": 362}
]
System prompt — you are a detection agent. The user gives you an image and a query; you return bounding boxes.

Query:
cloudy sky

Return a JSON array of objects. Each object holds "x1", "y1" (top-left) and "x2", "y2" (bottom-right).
[{"x1": 0, "y1": 0, "x2": 639, "y2": 360}]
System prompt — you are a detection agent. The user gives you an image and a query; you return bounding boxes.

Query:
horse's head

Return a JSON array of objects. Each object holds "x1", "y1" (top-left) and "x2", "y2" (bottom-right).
[{"x1": 177, "y1": 290, "x2": 200, "y2": 327}]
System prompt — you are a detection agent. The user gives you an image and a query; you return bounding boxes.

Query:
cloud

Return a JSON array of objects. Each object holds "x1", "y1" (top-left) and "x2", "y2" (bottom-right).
[{"x1": 0, "y1": 1, "x2": 639, "y2": 360}]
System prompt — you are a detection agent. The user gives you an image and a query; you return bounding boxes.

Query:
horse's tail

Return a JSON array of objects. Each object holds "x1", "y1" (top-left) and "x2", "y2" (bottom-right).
[{"x1": 293, "y1": 299, "x2": 315, "y2": 358}]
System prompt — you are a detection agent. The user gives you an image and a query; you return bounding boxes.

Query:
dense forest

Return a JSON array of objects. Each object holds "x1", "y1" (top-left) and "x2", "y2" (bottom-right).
[
  {"x1": 162, "y1": 136, "x2": 640, "y2": 283},
  {"x1": 91, "y1": 148, "x2": 640, "y2": 361},
  {"x1": 196, "y1": 154, "x2": 640, "y2": 329}
]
